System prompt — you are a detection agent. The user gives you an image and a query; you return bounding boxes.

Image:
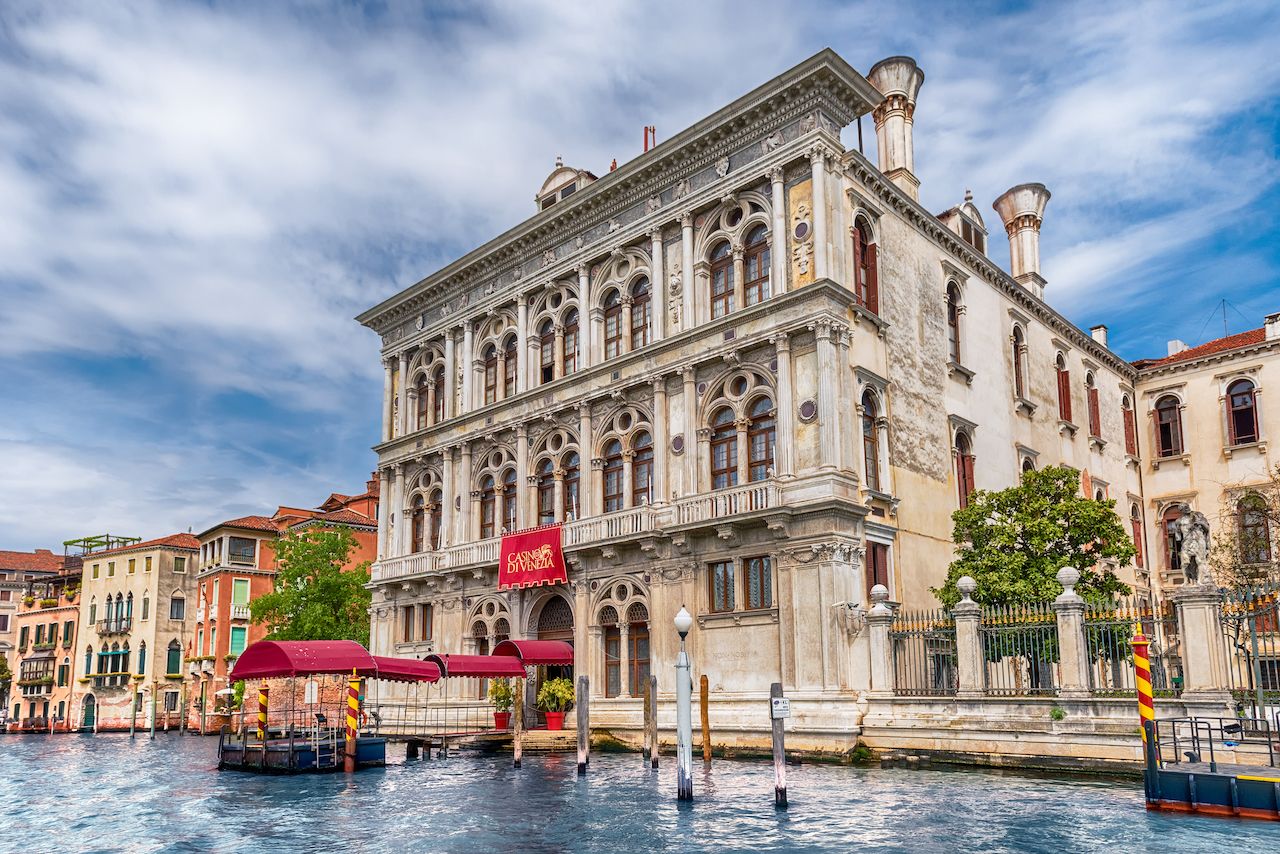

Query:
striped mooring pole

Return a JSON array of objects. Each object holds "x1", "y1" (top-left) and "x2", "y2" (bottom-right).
[
  {"x1": 257, "y1": 684, "x2": 269, "y2": 742},
  {"x1": 1130, "y1": 626, "x2": 1156, "y2": 741},
  {"x1": 344, "y1": 668, "x2": 360, "y2": 773}
]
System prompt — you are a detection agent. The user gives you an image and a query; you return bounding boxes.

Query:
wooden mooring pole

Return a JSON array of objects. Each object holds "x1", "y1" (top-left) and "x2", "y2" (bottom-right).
[
  {"x1": 577, "y1": 675, "x2": 590, "y2": 775},
  {"x1": 770, "y1": 682, "x2": 788, "y2": 808},
  {"x1": 648, "y1": 674, "x2": 658, "y2": 769},
  {"x1": 642, "y1": 680, "x2": 652, "y2": 765},
  {"x1": 344, "y1": 670, "x2": 359, "y2": 773},
  {"x1": 513, "y1": 677, "x2": 524, "y2": 769},
  {"x1": 129, "y1": 686, "x2": 138, "y2": 738},
  {"x1": 700, "y1": 674, "x2": 711, "y2": 763}
]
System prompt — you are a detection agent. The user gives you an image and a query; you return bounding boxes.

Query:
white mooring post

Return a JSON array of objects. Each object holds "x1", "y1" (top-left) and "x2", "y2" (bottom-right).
[
  {"x1": 770, "y1": 682, "x2": 788, "y2": 808},
  {"x1": 674, "y1": 606, "x2": 694, "y2": 801},
  {"x1": 649, "y1": 674, "x2": 659, "y2": 769},
  {"x1": 576, "y1": 675, "x2": 589, "y2": 775}
]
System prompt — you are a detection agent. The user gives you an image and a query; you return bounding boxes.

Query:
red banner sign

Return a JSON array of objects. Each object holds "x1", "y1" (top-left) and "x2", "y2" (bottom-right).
[{"x1": 498, "y1": 524, "x2": 567, "y2": 590}]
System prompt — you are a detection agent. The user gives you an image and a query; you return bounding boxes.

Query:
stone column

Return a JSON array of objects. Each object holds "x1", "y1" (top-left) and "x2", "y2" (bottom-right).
[
  {"x1": 815, "y1": 319, "x2": 837, "y2": 470},
  {"x1": 553, "y1": 471, "x2": 565, "y2": 524},
  {"x1": 651, "y1": 375, "x2": 668, "y2": 504},
  {"x1": 459, "y1": 443, "x2": 473, "y2": 543},
  {"x1": 809, "y1": 145, "x2": 828, "y2": 281},
  {"x1": 516, "y1": 292, "x2": 529, "y2": 394},
  {"x1": 1174, "y1": 585, "x2": 1231, "y2": 698},
  {"x1": 376, "y1": 468, "x2": 391, "y2": 559},
  {"x1": 461, "y1": 321, "x2": 474, "y2": 415},
  {"x1": 734, "y1": 418, "x2": 750, "y2": 484},
  {"x1": 554, "y1": 324, "x2": 566, "y2": 378},
  {"x1": 769, "y1": 166, "x2": 787, "y2": 296},
  {"x1": 577, "y1": 265, "x2": 592, "y2": 369},
  {"x1": 682, "y1": 366, "x2": 698, "y2": 495},
  {"x1": 406, "y1": 386, "x2": 419, "y2": 435},
  {"x1": 835, "y1": 325, "x2": 852, "y2": 473},
  {"x1": 695, "y1": 427, "x2": 712, "y2": 493},
  {"x1": 952, "y1": 577, "x2": 984, "y2": 699},
  {"x1": 621, "y1": 449, "x2": 634, "y2": 509},
  {"x1": 618, "y1": 622, "x2": 631, "y2": 698},
  {"x1": 424, "y1": 382, "x2": 435, "y2": 429},
  {"x1": 1051, "y1": 567, "x2": 1090, "y2": 699},
  {"x1": 398, "y1": 351, "x2": 411, "y2": 437},
  {"x1": 381, "y1": 358, "x2": 394, "y2": 443},
  {"x1": 443, "y1": 328, "x2": 456, "y2": 420},
  {"x1": 866, "y1": 584, "x2": 894, "y2": 698},
  {"x1": 680, "y1": 213, "x2": 695, "y2": 329},
  {"x1": 621, "y1": 296, "x2": 634, "y2": 356},
  {"x1": 441, "y1": 447, "x2": 455, "y2": 548},
  {"x1": 772, "y1": 332, "x2": 795, "y2": 478},
  {"x1": 649, "y1": 228, "x2": 666, "y2": 340},
  {"x1": 578, "y1": 402, "x2": 593, "y2": 519},
  {"x1": 392, "y1": 463, "x2": 406, "y2": 557},
  {"x1": 516, "y1": 424, "x2": 529, "y2": 530},
  {"x1": 731, "y1": 245, "x2": 745, "y2": 311}
]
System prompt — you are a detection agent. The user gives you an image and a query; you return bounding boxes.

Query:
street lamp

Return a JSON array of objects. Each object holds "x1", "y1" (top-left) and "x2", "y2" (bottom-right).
[{"x1": 674, "y1": 605, "x2": 694, "y2": 801}]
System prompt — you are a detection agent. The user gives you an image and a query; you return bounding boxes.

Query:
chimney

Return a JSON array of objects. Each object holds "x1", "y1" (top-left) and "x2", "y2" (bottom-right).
[
  {"x1": 1089, "y1": 325, "x2": 1109, "y2": 348},
  {"x1": 866, "y1": 56, "x2": 925, "y2": 200},
  {"x1": 1266, "y1": 312, "x2": 1280, "y2": 341},
  {"x1": 1167, "y1": 339, "x2": 1189, "y2": 356},
  {"x1": 993, "y1": 183, "x2": 1052, "y2": 299}
]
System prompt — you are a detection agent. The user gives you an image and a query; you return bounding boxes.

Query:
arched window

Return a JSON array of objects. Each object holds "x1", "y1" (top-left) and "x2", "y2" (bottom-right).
[
  {"x1": 84, "y1": 646, "x2": 93, "y2": 676},
  {"x1": 1163, "y1": 506, "x2": 1184, "y2": 571},
  {"x1": 1239, "y1": 494, "x2": 1271, "y2": 564},
  {"x1": 539, "y1": 319, "x2": 556, "y2": 384},
  {"x1": 710, "y1": 407, "x2": 738, "y2": 490},
  {"x1": 479, "y1": 475, "x2": 496, "y2": 539},
  {"x1": 955, "y1": 432, "x2": 975, "y2": 509},
  {"x1": 632, "y1": 431, "x2": 653, "y2": 506},
  {"x1": 503, "y1": 336, "x2": 518, "y2": 399},
  {"x1": 630, "y1": 278, "x2": 651, "y2": 350},
  {"x1": 747, "y1": 397, "x2": 775, "y2": 482},
  {"x1": 1086, "y1": 372, "x2": 1101, "y2": 439},
  {"x1": 603, "y1": 290, "x2": 623, "y2": 359},
  {"x1": 126, "y1": 592, "x2": 134, "y2": 621},
  {"x1": 1056, "y1": 354, "x2": 1072, "y2": 422},
  {"x1": 432, "y1": 366, "x2": 445, "y2": 423},
  {"x1": 415, "y1": 374, "x2": 430, "y2": 430},
  {"x1": 483, "y1": 344, "x2": 498, "y2": 405},
  {"x1": 1021, "y1": 457, "x2": 1036, "y2": 474},
  {"x1": 709, "y1": 241, "x2": 734, "y2": 319},
  {"x1": 120, "y1": 642, "x2": 130, "y2": 677},
  {"x1": 1227, "y1": 379, "x2": 1258, "y2": 445},
  {"x1": 166, "y1": 640, "x2": 181, "y2": 676},
  {"x1": 562, "y1": 452, "x2": 580, "y2": 520},
  {"x1": 502, "y1": 468, "x2": 518, "y2": 532},
  {"x1": 601, "y1": 605, "x2": 621, "y2": 697},
  {"x1": 743, "y1": 225, "x2": 770, "y2": 306},
  {"x1": 137, "y1": 641, "x2": 146, "y2": 676},
  {"x1": 1155, "y1": 396, "x2": 1183, "y2": 457},
  {"x1": 1130, "y1": 504, "x2": 1144, "y2": 569},
  {"x1": 1122, "y1": 395, "x2": 1137, "y2": 456},
  {"x1": 945, "y1": 283, "x2": 961, "y2": 363},
  {"x1": 1011, "y1": 327, "x2": 1026, "y2": 399},
  {"x1": 852, "y1": 219, "x2": 878, "y2": 313},
  {"x1": 602, "y1": 439, "x2": 624, "y2": 513},
  {"x1": 627, "y1": 602, "x2": 651, "y2": 697},
  {"x1": 411, "y1": 495, "x2": 425, "y2": 554},
  {"x1": 536, "y1": 459, "x2": 556, "y2": 525},
  {"x1": 563, "y1": 310, "x2": 579, "y2": 375},
  {"x1": 861, "y1": 391, "x2": 880, "y2": 492},
  {"x1": 429, "y1": 489, "x2": 442, "y2": 550}
]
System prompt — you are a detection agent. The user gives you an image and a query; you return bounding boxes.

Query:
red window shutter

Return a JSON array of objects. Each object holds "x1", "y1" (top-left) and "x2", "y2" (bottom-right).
[
  {"x1": 1088, "y1": 387, "x2": 1101, "y2": 437},
  {"x1": 1057, "y1": 370, "x2": 1072, "y2": 422},
  {"x1": 1132, "y1": 518, "x2": 1144, "y2": 568},
  {"x1": 1226, "y1": 398, "x2": 1237, "y2": 445},
  {"x1": 866, "y1": 242, "x2": 879, "y2": 314},
  {"x1": 1123, "y1": 409, "x2": 1137, "y2": 455},
  {"x1": 961, "y1": 453, "x2": 975, "y2": 507}
]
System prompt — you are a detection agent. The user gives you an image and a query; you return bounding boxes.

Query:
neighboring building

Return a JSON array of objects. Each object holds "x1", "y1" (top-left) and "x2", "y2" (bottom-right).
[
  {"x1": 75, "y1": 534, "x2": 199, "y2": 731},
  {"x1": 1, "y1": 548, "x2": 63, "y2": 724},
  {"x1": 6, "y1": 554, "x2": 78, "y2": 731},
  {"x1": 1134, "y1": 315, "x2": 1280, "y2": 591},
  {"x1": 356, "y1": 48, "x2": 1147, "y2": 739},
  {"x1": 188, "y1": 480, "x2": 379, "y2": 719}
]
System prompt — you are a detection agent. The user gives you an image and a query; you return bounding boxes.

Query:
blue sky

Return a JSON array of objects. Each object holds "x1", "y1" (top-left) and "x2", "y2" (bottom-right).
[{"x1": 1, "y1": 0, "x2": 1277, "y2": 550}]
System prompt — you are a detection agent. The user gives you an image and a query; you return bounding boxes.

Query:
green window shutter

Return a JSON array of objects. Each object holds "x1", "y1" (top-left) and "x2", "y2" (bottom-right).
[
  {"x1": 232, "y1": 579, "x2": 250, "y2": 606},
  {"x1": 230, "y1": 626, "x2": 247, "y2": 656}
]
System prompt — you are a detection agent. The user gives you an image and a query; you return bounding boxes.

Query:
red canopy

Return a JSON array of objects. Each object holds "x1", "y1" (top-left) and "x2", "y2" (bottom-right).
[
  {"x1": 229, "y1": 641, "x2": 439, "y2": 683},
  {"x1": 372, "y1": 656, "x2": 441, "y2": 683},
  {"x1": 491, "y1": 639, "x2": 574, "y2": 666},
  {"x1": 426, "y1": 653, "x2": 528, "y2": 679}
]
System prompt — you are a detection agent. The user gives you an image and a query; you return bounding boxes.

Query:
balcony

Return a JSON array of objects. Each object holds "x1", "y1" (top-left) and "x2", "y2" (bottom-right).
[
  {"x1": 672, "y1": 480, "x2": 780, "y2": 526},
  {"x1": 196, "y1": 605, "x2": 206, "y2": 622},
  {"x1": 208, "y1": 603, "x2": 219, "y2": 621},
  {"x1": 96, "y1": 618, "x2": 133, "y2": 635},
  {"x1": 230, "y1": 604, "x2": 251, "y2": 620}
]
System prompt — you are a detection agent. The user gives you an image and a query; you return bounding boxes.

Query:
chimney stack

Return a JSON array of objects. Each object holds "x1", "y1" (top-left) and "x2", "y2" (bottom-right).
[
  {"x1": 867, "y1": 56, "x2": 925, "y2": 201},
  {"x1": 1266, "y1": 312, "x2": 1280, "y2": 341},
  {"x1": 1089, "y1": 325, "x2": 1109, "y2": 348},
  {"x1": 993, "y1": 183, "x2": 1052, "y2": 299},
  {"x1": 1167, "y1": 339, "x2": 1189, "y2": 356}
]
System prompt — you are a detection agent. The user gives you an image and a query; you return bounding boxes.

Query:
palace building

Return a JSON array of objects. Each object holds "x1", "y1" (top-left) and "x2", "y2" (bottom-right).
[{"x1": 357, "y1": 49, "x2": 1278, "y2": 746}]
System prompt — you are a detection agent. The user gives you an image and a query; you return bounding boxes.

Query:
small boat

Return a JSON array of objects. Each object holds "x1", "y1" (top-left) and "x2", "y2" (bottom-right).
[{"x1": 1144, "y1": 716, "x2": 1280, "y2": 821}]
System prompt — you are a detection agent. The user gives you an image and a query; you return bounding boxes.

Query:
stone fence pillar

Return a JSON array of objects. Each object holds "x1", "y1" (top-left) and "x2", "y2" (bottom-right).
[
  {"x1": 1174, "y1": 585, "x2": 1230, "y2": 698},
  {"x1": 1051, "y1": 567, "x2": 1090, "y2": 699},
  {"x1": 867, "y1": 584, "x2": 894, "y2": 698},
  {"x1": 952, "y1": 576, "x2": 983, "y2": 699}
]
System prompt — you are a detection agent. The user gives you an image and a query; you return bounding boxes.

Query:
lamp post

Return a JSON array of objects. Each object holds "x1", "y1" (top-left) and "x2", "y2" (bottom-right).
[{"x1": 674, "y1": 605, "x2": 694, "y2": 802}]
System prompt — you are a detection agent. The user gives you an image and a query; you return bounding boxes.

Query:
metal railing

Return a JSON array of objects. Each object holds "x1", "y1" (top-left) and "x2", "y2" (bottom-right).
[
  {"x1": 1084, "y1": 596, "x2": 1182, "y2": 697},
  {"x1": 980, "y1": 602, "x2": 1061, "y2": 696},
  {"x1": 1222, "y1": 582, "x2": 1280, "y2": 721},
  {"x1": 890, "y1": 608, "x2": 958, "y2": 696},
  {"x1": 96, "y1": 618, "x2": 133, "y2": 635}
]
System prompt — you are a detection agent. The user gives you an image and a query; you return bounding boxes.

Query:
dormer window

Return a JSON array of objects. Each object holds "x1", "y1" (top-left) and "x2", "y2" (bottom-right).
[{"x1": 535, "y1": 159, "x2": 597, "y2": 212}]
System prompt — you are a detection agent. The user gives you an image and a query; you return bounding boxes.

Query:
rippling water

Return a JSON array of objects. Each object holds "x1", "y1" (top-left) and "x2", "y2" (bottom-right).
[{"x1": 0, "y1": 734, "x2": 1273, "y2": 852}]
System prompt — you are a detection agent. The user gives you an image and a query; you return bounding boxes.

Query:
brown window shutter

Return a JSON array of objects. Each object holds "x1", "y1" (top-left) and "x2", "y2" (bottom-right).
[
  {"x1": 1132, "y1": 519, "x2": 1144, "y2": 567},
  {"x1": 867, "y1": 242, "x2": 879, "y2": 314},
  {"x1": 1123, "y1": 409, "x2": 1137, "y2": 455},
  {"x1": 1057, "y1": 370, "x2": 1072, "y2": 422},
  {"x1": 1088, "y1": 387, "x2": 1101, "y2": 437}
]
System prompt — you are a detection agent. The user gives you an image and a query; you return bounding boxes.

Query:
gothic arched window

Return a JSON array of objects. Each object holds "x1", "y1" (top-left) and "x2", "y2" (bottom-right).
[
  {"x1": 853, "y1": 219, "x2": 878, "y2": 313},
  {"x1": 479, "y1": 475, "x2": 496, "y2": 539},
  {"x1": 631, "y1": 431, "x2": 653, "y2": 506},
  {"x1": 710, "y1": 407, "x2": 738, "y2": 490},
  {"x1": 630, "y1": 278, "x2": 651, "y2": 350},
  {"x1": 1227, "y1": 379, "x2": 1258, "y2": 445},
  {"x1": 709, "y1": 241, "x2": 734, "y2": 320},
  {"x1": 747, "y1": 397, "x2": 775, "y2": 482},
  {"x1": 743, "y1": 225, "x2": 770, "y2": 306},
  {"x1": 862, "y1": 390, "x2": 880, "y2": 492},
  {"x1": 603, "y1": 290, "x2": 623, "y2": 360},
  {"x1": 602, "y1": 439, "x2": 624, "y2": 513}
]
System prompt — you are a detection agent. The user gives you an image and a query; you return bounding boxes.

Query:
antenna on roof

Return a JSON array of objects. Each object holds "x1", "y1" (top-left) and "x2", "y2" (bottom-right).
[{"x1": 643, "y1": 125, "x2": 656, "y2": 152}]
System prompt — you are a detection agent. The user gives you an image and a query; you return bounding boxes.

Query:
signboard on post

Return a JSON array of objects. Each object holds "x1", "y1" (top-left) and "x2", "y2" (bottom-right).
[
  {"x1": 498, "y1": 524, "x2": 568, "y2": 590},
  {"x1": 771, "y1": 697, "x2": 791, "y2": 720}
]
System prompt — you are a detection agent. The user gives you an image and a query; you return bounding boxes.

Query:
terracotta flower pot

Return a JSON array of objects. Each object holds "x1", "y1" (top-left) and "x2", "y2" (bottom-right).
[
  {"x1": 494, "y1": 711, "x2": 511, "y2": 730},
  {"x1": 544, "y1": 711, "x2": 565, "y2": 731}
]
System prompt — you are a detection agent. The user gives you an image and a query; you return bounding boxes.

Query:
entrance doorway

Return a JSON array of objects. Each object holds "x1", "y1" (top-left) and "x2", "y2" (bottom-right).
[
  {"x1": 82, "y1": 695, "x2": 96, "y2": 729},
  {"x1": 535, "y1": 596, "x2": 574, "y2": 724}
]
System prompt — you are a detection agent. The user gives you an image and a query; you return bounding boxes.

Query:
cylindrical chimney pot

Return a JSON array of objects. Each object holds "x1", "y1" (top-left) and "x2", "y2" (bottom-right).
[
  {"x1": 993, "y1": 183, "x2": 1051, "y2": 297},
  {"x1": 867, "y1": 57, "x2": 925, "y2": 200}
]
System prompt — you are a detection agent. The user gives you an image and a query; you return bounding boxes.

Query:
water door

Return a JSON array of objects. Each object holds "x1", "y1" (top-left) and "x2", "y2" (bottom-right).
[{"x1": 82, "y1": 695, "x2": 96, "y2": 729}]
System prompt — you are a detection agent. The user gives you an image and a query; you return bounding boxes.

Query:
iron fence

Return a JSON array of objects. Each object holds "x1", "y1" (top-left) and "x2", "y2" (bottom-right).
[
  {"x1": 980, "y1": 602, "x2": 1060, "y2": 696},
  {"x1": 1084, "y1": 596, "x2": 1182, "y2": 697},
  {"x1": 889, "y1": 609, "x2": 958, "y2": 696},
  {"x1": 1222, "y1": 581, "x2": 1280, "y2": 721}
]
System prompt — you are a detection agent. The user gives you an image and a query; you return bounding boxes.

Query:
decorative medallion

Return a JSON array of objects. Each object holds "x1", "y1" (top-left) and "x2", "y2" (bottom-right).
[{"x1": 799, "y1": 399, "x2": 818, "y2": 422}]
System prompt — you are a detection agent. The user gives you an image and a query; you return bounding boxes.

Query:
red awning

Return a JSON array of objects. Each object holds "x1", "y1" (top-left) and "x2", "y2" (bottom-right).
[
  {"x1": 491, "y1": 639, "x2": 574, "y2": 666},
  {"x1": 426, "y1": 653, "x2": 528, "y2": 679},
  {"x1": 372, "y1": 656, "x2": 441, "y2": 683}
]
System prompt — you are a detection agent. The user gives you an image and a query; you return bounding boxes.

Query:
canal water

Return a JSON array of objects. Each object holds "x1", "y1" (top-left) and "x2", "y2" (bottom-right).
[{"x1": 1, "y1": 734, "x2": 1274, "y2": 852}]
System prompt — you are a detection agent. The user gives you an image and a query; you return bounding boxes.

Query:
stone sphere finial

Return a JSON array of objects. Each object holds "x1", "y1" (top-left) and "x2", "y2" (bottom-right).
[
  {"x1": 957, "y1": 576, "x2": 977, "y2": 603},
  {"x1": 870, "y1": 584, "x2": 889, "y2": 604},
  {"x1": 1056, "y1": 566, "x2": 1080, "y2": 597}
]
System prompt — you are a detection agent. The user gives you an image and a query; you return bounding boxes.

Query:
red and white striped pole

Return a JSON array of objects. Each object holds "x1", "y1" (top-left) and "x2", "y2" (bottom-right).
[
  {"x1": 344, "y1": 668, "x2": 360, "y2": 773},
  {"x1": 1131, "y1": 626, "x2": 1156, "y2": 741}
]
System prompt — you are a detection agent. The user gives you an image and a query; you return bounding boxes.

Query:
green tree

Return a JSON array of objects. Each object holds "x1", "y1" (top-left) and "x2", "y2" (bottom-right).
[
  {"x1": 250, "y1": 527, "x2": 372, "y2": 646},
  {"x1": 933, "y1": 465, "x2": 1134, "y2": 608},
  {"x1": 0, "y1": 655, "x2": 11, "y2": 700}
]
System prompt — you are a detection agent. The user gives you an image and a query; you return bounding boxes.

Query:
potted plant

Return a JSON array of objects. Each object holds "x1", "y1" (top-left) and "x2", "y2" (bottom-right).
[
  {"x1": 536, "y1": 677, "x2": 574, "y2": 730},
  {"x1": 488, "y1": 678, "x2": 514, "y2": 729}
]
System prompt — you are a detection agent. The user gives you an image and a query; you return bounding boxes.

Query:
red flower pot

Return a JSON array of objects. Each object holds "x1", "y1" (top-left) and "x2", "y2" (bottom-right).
[
  {"x1": 544, "y1": 711, "x2": 565, "y2": 731},
  {"x1": 494, "y1": 712, "x2": 511, "y2": 730}
]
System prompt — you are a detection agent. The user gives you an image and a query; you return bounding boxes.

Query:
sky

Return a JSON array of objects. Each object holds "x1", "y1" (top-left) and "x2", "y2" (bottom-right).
[{"x1": 1, "y1": 0, "x2": 1278, "y2": 551}]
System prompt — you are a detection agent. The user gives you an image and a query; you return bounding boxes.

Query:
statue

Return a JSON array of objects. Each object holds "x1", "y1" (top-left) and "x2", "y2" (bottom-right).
[{"x1": 1173, "y1": 506, "x2": 1212, "y2": 585}]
